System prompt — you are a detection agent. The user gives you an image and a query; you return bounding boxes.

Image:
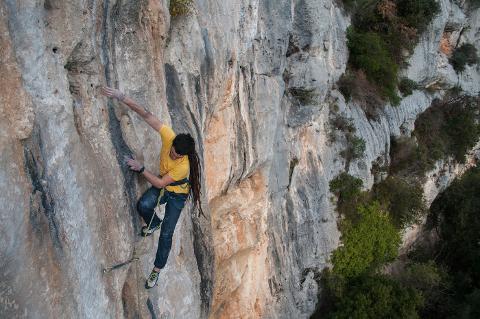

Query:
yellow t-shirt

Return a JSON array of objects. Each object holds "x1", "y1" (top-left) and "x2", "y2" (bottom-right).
[{"x1": 159, "y1": 125, "x2": 190, "y2": 194}]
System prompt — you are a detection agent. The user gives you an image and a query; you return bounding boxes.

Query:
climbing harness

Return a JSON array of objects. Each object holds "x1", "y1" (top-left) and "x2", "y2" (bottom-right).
[{"x1": 102, "y1": 178, "x2": 189, "y2": 274}]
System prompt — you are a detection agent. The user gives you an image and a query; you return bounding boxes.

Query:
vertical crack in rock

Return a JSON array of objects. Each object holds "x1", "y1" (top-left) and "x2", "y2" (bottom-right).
[
  {"x1": 121, "y1": 269, "x2": 141, "y2": 319},
  {"x1": 286, "y1": 34, "x2": 301, "y2": 58},
  {"x1": 454, "y1": 26, "x2": 466, "y2": 49},
  {"x1": 194, "y1": 76, "x2": 205, "y2": 126},
  {"x1": 288, "y1": 157, "x2": 299, "y2": 190},
  {"x1": 23, "y1": 132, "x2": 62, "y2": 253},
  {"x1": 230, "y1": 66, "x2": 251, "y2": 183},
  {"x1": 234, "y1": 95, "x2": 249, "y2": 181},
  {"x1": 164, "y1": 64, "x2": 200, "y2": 135},
  {"x1": 43, "y1": 0, "x2": 61, "y2": 10},
  {"x1": 200, "y1": 28, "x2": 214, "y2": 122},
  {"x1": 191, "y1": 218, "x2": 213, "y2": 317},
  {"x1": 146, "y1": 298, "x2": 158, "y2": 319},
  {"x1": 64, "y1": 40, "x2": 97, "y2": 141},
  {"x1": 185, "y1": 75, "x2": 206, "y2": 156},
  {"x1": 0, "y1": 260, "x2": 18, "y2": 317},
  {"x1": 285, "y1": 193, "x2": 298, "y2": 243},
  {"x1": 101, "y1": 5, "x2": 150, "y2": 315},
  {"x1": 242, "y1": 64, "x2": 259, "y2": 171},
  {"x1": 165, "y1": 63, "x2": 213, "y2": 316},
  {"x1": 101, "y1": 0, "x2": 137, "y2": 222}
]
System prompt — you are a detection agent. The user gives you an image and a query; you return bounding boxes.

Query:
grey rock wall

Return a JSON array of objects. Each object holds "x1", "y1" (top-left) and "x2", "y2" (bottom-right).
[{"x1": 1, "y1": 0, "x2": 479, "y2": 318}]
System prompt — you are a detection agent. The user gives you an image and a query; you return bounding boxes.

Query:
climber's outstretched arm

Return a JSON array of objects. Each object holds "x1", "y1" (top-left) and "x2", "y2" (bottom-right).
[{"x1": 100, "y1": 86, "x2": 163, "y2": 132}]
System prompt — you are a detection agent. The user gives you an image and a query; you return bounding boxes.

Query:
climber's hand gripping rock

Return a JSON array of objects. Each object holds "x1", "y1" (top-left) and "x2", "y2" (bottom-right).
[
  {"x1": 124, "y1": 155, "x2": 144, "y2": 172},
  {"x1": 100, "y1": 86, "x2": 125, "y2": 101},
  {"x1": 99, "y1": 86, "x2": 163, "y2": 132}
]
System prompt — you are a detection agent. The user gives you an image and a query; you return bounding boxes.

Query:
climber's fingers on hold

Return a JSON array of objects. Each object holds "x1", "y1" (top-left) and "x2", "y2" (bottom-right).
[
  {"x1": 100, "y1": 86, "x2": 114, "y2": 97},
  {"x1": 125, "y1": 157, "x2": 141, "y2": 170}
]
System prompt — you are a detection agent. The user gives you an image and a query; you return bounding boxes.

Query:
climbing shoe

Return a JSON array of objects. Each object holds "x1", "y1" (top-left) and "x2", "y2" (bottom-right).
[
  {"x1": 141, "y1": 224, "x2": 161, "y2": 237},
  {"x1": 145, "y1": 269, "x2": 160, "y2": 289}
]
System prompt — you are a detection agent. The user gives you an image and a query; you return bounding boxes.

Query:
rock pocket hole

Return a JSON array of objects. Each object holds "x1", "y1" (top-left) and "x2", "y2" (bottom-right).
[{"x1": 52, "y1": 47, "x2": 59, "y2": 54}]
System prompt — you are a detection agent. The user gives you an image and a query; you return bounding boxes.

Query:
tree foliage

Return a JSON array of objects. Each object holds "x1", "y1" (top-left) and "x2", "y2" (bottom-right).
[
  {"x1": 415, "y1": 96, "x2": 480, "y2": 164},
  {"x1": 347, "y1": 27, "x2": 399, "y2": 103},
  {"x1": 411, "y1": 166, "x2": 480, "y2": 318},
  {"x1": 329, "y1": 172, "x2": 365, "y2": 219},
  {"x1": 340, "y1": 0, "x2": 440, "y2": 108},
  {"x1": 430, "y1": 167, "x2": 480, "y2": 294},
  {"x1": 389, "y1": 136, "x2": 433, "y2": 177},
  {"x1": 332, "y1": 202, "x2": 401, "y2": 278},
  {"x1": 328, "y1": 274, "x2": 423, "y2": 319},
  {"x1": 169, "y1": 0, "x2": 193, "y2": 17},
  {"x1": 399, "y1": 78, "x2": 418, "y2": 96},
  {"x1": 396, "y1": 0, "x2": 440, "y2": 32},
  {"x1": 450, "y1": 43, "x2": 479, "y2": 73},
  {"x1": 372, "y1": 176, "x2": 426, "y2": 228}
]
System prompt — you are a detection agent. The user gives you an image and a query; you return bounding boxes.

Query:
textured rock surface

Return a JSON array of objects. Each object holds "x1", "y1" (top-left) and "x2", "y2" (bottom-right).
[{"x1": 1, "y1": 1, "x2": 479, "y2": 318}]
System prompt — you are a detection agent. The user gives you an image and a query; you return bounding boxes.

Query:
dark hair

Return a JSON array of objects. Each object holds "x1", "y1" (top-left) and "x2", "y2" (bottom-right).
[{"x1": 172, "y1": 133, "x2": 204, "y2": 217}]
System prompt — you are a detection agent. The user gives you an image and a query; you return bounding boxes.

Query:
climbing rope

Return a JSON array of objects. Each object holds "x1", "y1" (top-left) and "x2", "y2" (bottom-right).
[
  {"x1": 102, "y1": 176, "x2": 188, "y2": 273},
  {"x1": 102, "y1": 189, "x2": 164, "y2": 274}
]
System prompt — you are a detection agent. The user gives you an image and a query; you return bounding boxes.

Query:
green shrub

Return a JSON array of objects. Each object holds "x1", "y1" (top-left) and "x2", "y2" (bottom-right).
[
  {"x1": 338, "y1": 73, "x2": 354, "y2": 103},
  {"x1": 450, "y1": 43, "x2": 479, "y2": 73},
  {"x1": 413, "y1": 109, "x2": 448, "y2": 163},
  {"x1": 397, "y1": 0, "x2": 440, "y2": 32},
  {"x1": 398, "y1": 261, "x2": 452, "y2": 316},
  {"x1": 424, "y1": 166, "x2": 480, "y2": 317},
  {"x1": 329, "y1": 113, "x2": 355, "y2": 143},
  {"x1": 337, "y1": 70, "x2": 385, "y2": 119},
  {"x1": 444, "y1": 103, "x2": 480, "y2": 162},
  {"x1": 330, "y1": 172, "x2": 365, "y2": 219},
  {"x1": 288, "y1": 87, "x2": 317, "y2": 105},
  {"x1": 331, "y1": 114, "x2": 356, "y2": 134},
  {"x1": 399, "y1": 78, "x2": 418, "y2": 96},
  {"x1": 330, "y1": 173, "x2": 363, "y2": 203},
  {"x1": 328, "y1": 112, "x2": 366, "y2": 165},
  {"x1": 346, "y1": 27, "x2": 399, "y2": 103},
  {"x1": 400, "y1": 261, "x2": 445, "y2": 292},
  {"x1": 470, "y1": 0, "x2": 480, "y2": 9},
  {"x1": 415, "y1": 96, "x2": 480, "y2": 164},
  {"x1": 341, "y1": 0, "x2": 440, "y2": 112},
  {"x1": 340, "y1": 0, "x2": 376, "y2": 14},
  {"x1": 389, "y1": 92, "x2": 401, "y2": 106},
  {"x1": 372, "y1": 176, "x2": 426, "y2": 228},
  {"x1": 371, "y1": 157, "x2": 389, "y2": 183},
  {"x1": 332, "y1": 202, "x2": 401, "y2": 278},
  {"x1": 339, "y1": 132, "x2": 367, "y2": 167},
  {"x1": 170, "y1": 0, "x2": 193, "y2": 17},
  {"x1": 389, "y1": 97, "x2": 480, "y2": 179},
  {"x1": 328, "y1": 274, "x2": 423, "y2": 319},
  {"x1": 340, "y1": 0, "x2": 358, "y2": 12},
  {"x1": 341, "y1": 135, "x2": 366, "y2": 161},
  {"x1": 429, "y1": 166, "x2": 480, "y2": 290},
  {"x1": 448, "y1": 85, "x2": 463, "y2": 97},
  {"x1": 458, "y1": 289, "x2": 480, "y2": 318}
]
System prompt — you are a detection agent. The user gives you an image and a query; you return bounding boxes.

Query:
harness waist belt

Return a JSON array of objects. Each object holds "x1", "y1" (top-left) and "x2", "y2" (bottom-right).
[{"x1": 168, "y1": 178, "x2": 189, "y2": 187}]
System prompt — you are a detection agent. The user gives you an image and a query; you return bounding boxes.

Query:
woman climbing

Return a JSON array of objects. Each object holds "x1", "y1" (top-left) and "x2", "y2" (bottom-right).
[{"x1": 100, "y1": 86, "x2": 203, "y2": 289}]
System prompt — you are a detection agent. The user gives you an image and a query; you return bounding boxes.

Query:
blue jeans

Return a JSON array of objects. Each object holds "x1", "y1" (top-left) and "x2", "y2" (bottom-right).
[{"x1": 137, "y1": 187, "x2": 187, "y2": 268}]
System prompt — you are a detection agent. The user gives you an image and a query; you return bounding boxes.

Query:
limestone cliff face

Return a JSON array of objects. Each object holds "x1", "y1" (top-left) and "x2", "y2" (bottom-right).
[{"x1": 0, "y1": 1, "x2": 478, "y2": 318}]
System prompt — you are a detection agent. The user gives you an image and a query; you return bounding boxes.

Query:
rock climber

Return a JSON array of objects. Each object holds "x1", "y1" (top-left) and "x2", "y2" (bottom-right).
[{"x1": 100, "y1": 86, "x2": 203, "y2": 289}]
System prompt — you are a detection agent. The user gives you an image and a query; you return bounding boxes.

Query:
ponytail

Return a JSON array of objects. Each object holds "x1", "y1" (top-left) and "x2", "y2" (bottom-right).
[
  {"x1": 187, "y1": 150, "x2": 204, "y2": 218},
  {"x1": 173, "y1": 133, "x2": 204, "y2": 218}
]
